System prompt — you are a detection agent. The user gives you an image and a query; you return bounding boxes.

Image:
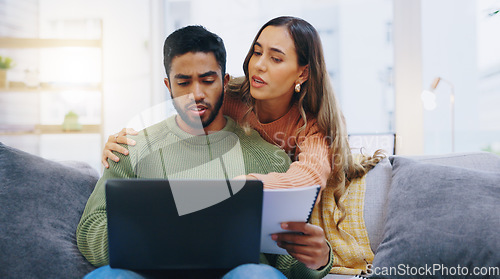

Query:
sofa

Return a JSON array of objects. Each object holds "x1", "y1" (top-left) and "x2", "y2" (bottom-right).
[
  {"x1": 1, "y1": 141, "x2": 499, "y2": 279},
  {"x1": 327, "y1": 152, "x2": 500, "y2": 279}
]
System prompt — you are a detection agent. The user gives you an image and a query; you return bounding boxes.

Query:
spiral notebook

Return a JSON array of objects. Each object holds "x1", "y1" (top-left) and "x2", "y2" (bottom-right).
[{"x1": 260, "y1": 184, "x2": 321, "y2": 254}]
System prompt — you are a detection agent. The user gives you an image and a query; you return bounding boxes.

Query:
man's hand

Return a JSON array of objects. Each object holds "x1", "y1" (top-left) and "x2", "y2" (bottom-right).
[
  {"x1": 272, "y1": 222, "x2": 330, "y2": 270},
  {"x1": 102, "y1": 128, "x2": 138, "y2": 168}
]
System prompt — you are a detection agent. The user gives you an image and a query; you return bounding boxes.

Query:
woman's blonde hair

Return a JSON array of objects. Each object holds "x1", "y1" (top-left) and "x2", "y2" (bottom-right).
[{"x1": 228, "y1": 16, "x2": 384, "y2": 225}]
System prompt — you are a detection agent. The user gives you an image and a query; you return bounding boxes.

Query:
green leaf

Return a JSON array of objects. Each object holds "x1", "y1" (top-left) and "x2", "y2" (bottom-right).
[{"x1": 0, "y1": 56, "x2": 14, "y2": 69}]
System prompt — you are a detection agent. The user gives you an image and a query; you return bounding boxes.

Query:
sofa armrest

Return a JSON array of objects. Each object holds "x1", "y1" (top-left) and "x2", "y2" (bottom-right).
[{"x1": 0, "y1": 142, "x2": 98, "y2": 278}]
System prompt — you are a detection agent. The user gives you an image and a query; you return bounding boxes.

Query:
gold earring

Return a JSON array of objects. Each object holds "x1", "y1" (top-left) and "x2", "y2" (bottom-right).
[{"x1": 295, "y1": 83, "x2": 301, "y2": 93}]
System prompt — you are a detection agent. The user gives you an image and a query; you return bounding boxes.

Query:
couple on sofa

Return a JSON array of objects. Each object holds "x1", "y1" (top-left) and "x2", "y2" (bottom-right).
[{"x1": 79, "y1": 17, "x2": 380, "y2": 278}]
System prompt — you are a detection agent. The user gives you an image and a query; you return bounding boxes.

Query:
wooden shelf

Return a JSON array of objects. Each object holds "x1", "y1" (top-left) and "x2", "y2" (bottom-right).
[
  {"x1": 0, "y1": 124, "x2": 101, "y2": 135},
  {"x1": 0, "y1": 82, "x2": 102, "y2": 92},
  {"x1": 0, "y1": 37, "x2": 101, "y2": 48},
  {"x1": 37, "y1": 124, "x2": 101, "y2": 134},
  {"x1": 0, "y1": 29, "x2": 104, "y2": 149}
]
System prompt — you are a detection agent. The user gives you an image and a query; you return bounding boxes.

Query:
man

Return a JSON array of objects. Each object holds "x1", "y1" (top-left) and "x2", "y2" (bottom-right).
[{"x1": 77, "y1": 25, "x2": 332, "y2": 279}]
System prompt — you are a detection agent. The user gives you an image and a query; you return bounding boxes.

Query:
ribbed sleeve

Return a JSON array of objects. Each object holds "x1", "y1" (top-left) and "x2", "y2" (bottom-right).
[
  {"x1": 263, "y1": 241, "x2": 334, "y2": 279},
  {"x1": 76, "y1": 149, "x2": 137, "y2": 266}
]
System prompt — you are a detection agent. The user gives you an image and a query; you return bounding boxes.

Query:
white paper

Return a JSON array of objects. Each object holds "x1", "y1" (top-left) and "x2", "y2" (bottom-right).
[{"x1": 260, "y1": 185, "x2": 320, "y2": 254}]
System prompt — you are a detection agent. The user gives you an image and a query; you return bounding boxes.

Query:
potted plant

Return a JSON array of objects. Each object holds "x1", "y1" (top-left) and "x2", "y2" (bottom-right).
[
  {"x1": 62, "y1": 110, "x2": 82, "y2": 131},
  {"x1": 0, "y1": 55, "x2": 14, "y2": 88}
]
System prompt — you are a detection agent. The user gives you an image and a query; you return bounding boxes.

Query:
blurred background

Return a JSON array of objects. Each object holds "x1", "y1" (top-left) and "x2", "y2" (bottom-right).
[{"x1": 0, "y1": 0, "x2": 499, "y2": 172}]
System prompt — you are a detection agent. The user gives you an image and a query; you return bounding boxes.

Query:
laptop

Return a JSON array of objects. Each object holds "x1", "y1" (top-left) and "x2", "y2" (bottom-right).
[{"x1": 105, "y1": 179, "x2": 263, "y2": 273}]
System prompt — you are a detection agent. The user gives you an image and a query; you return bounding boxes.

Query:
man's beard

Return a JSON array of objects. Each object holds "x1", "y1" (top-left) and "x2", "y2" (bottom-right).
[{"x1": 172, "y1": 90, "x2": 224, "y2": 129}]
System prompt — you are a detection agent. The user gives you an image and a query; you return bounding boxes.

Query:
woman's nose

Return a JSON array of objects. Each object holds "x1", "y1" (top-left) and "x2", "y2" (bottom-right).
[{"x1": 254, "y1": 56, "x2": 267, "y2": 72}]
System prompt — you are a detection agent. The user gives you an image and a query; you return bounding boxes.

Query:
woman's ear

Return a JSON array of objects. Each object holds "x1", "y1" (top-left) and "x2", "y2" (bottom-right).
[
  {"x1": 298, "y1": 65, "x2": 309, "y2": 84},
  {"x1": 223, "y1": 74, "x2": 230, "y2": 92}
]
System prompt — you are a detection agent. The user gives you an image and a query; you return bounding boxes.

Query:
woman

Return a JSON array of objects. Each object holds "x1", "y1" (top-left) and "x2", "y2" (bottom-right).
[{"x1": 103, "y1": 16, "x2": 382, "y2": 275}]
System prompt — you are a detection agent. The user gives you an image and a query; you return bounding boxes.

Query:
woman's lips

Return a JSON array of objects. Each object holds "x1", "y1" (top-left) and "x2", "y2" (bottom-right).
[{"x1": 251, "y1": 75, "x2": 267, "y2": 88}]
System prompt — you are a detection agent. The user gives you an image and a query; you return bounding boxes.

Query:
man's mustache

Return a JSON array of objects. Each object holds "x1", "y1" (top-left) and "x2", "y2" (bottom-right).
[{"x1": 186, "y1": 101, "x2": 212, "y2": 110}]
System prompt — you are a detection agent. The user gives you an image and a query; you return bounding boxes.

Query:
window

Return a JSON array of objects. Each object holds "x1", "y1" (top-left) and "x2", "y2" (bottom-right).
[{"x1": 420, "y1": 0, "x2": 500, "y2": 155}]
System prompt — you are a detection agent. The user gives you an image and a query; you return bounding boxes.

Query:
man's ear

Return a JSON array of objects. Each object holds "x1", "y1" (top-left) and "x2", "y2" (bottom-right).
[{"x1": 164, "y1": 77, "x2": 172, "y2": 92}]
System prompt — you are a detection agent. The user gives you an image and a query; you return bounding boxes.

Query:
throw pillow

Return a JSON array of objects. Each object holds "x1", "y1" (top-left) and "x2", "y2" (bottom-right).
[
  {"x1": 371, "y1": 157, "x2": 500, "y2": 279},
  {"x1": 0, "y1": 142, "x2": 98, "y2": 278}
]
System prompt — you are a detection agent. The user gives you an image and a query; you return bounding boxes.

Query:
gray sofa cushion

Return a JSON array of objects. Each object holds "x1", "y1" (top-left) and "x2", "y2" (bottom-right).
[
  {"x1": 411, "y1": 152, "x2": 500, "y2": 172},
  {"x1": 371, "y1": 157, "x2": 500, "y2": 278},
  {"x1": 0, "y1": 142, "x2": 98, "y2": 279},
  {"x1": 364, "y1": 157, "x2": 392, "y2": 252}
]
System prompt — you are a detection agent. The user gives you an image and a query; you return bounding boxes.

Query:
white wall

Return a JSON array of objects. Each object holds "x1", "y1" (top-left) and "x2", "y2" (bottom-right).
[
  {"x1": 393, "y1": 0, "x2": 424, "y2": 155},
  {"x1": 421, "y1": 0, "x2": 478, "y2": 154},
  {"x1": 393, "y1": 0, "x2": 500, "y2": 155},
  {"x1": 338, "y1": 0, "x2": 394, "y2": 134}
]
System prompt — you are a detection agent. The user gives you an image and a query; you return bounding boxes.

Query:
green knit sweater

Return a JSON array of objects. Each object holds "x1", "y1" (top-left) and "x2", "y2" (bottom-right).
[{"x1": 77, "y1": 116, "x2": 333, "y2": 278}]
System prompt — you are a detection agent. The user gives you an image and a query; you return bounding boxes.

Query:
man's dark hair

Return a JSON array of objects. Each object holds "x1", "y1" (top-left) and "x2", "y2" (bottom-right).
[{"x1": 163, "y1": 25, "x2": 226, "y2": 78}]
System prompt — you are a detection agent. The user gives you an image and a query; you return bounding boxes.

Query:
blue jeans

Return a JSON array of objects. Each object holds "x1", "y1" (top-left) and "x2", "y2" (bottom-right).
[{"x1": 85, "y1": 264, "x2": 287, "y2": 279}]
